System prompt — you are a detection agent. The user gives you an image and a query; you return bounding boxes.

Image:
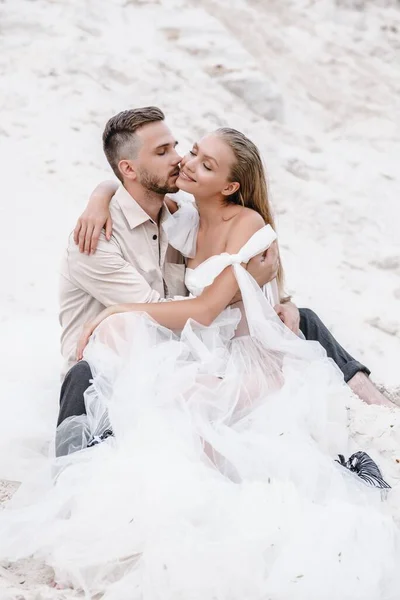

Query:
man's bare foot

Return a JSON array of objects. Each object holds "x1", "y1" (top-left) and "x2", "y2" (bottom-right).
[
  {"x1": 348, "y1": 372, "x2": 395, "y2": 407},
  {"x1": 51, "y1": 580, "x2": 71, "y2": 590},
  {"x1": 376, "y1": 384, "x2": 400, "y2": 407}
]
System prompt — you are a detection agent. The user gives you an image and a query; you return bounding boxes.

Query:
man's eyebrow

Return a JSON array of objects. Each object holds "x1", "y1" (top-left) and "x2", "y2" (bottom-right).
[{"x1": 155, "y1": 140, "x2": 179, "y2": 150}]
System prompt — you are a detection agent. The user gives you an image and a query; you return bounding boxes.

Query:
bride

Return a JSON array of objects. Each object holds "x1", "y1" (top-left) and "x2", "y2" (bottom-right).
[{"x1": 1, "y1": 127, "x2": 400, "y2": 600}]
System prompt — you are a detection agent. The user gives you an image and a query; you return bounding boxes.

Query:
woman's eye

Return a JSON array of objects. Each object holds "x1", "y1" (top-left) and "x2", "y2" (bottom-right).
[
  {"x1": 157, "y1": 150, "x2": 166, "y2": 156},
  {"x1": 189, "y1": 150, "x2": 196, "y2": 156},
  {"x1": 203, "y1": 164, "x2": 211, "y2": 171}
]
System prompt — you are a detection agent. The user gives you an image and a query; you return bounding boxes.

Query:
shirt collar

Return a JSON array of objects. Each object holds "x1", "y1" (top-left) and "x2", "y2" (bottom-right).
[{"x1": 114, "y1": 185, "x2": 170, "y2": 230}]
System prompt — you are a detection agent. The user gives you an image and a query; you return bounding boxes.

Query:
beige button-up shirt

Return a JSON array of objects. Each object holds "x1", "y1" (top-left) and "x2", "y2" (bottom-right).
[{"x1": 59, "y1": 186, "x2": 187, "y2": 376}]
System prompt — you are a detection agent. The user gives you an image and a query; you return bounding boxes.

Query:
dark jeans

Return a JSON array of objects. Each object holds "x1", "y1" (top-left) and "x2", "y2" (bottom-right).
[
  {"x1": 56, "y1": 308, "x2": 370, "y2": 455},
  {"x1": 57, "y1": 359, "x2": 93, "y2": 427},
  {"x1": 299, "y1": 308, "x2": 370, "y2": 383}
]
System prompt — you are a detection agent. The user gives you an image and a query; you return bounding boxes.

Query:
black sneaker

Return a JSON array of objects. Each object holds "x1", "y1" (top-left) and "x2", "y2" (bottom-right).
[
  {"x1": 336, "y1": 451, "x2": 391, "y2": 489},
  {"x1": 87, "y1": 428, "x2": 114, "y2": 448}
]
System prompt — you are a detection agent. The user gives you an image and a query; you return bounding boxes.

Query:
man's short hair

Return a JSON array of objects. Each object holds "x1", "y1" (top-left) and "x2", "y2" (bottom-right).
[{"x1": 102, "y1": 107, "x2": 165, "y2": 181}]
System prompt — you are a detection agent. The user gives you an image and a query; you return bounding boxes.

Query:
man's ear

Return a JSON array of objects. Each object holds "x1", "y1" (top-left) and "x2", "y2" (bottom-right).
[
  {"x1": 118, "y1": 159, "x2": 137, "y2": 181},
  {"x1": 221, "y1": 181, "x2": 240, "y2": 197}
]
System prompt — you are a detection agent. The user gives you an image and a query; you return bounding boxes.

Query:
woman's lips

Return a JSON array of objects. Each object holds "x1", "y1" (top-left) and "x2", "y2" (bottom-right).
[{"x1": 179, "y1": 170, "x2": 196, "y2": 182}]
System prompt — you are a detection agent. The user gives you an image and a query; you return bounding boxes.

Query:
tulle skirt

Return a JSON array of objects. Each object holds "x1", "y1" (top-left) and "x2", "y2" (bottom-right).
[{"x1": 1, "y1": 305, "x2": 400, "y2": 600}]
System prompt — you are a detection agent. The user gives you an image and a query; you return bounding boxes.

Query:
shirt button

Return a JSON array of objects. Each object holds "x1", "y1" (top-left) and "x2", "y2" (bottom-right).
[{"x1": 153, "y1": 234, "x2": 158, "y2": 240}]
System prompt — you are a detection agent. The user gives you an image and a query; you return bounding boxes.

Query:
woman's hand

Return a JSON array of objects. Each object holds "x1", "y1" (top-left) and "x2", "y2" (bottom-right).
[
  {"x1": 74, "y1": 205, "x2": 112, "y2": 255},
  {"x1": 76, "y1": 306, "x2": 117, "y2": 361},
  {"x1": 74, "y1": 180, "x2": 118, "y2": 254}
]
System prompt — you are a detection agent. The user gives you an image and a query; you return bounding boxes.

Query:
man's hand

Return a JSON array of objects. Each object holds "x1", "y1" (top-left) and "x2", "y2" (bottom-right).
[
  {"x1": 229, "y1": 241, "x2": 279, "y2": 304},
  {"x1": 246, "y1": 240, "x2": 279, "y2": 287},
  {"x1": 274, "y1": 301, "x2": 300, "y2": 335},
  {"x1": 76, "y1": 305, "x2": 117, "y2": 361}
]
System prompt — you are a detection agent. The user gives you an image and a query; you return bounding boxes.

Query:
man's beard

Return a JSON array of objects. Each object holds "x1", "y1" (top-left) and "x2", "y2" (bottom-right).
[{"x1": 139, "y1": 167, "x2": 179, "y2": 195}]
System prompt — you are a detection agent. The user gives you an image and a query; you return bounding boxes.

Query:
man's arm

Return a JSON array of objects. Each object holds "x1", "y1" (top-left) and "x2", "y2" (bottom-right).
[{"x1": 67, "y1": 233, "x2": 162, "y2": 306}]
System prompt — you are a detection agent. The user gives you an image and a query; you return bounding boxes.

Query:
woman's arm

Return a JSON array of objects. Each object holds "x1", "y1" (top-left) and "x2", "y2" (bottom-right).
[
  {"x1": 74, "y1": 185, "x2": 178, "y2": 255},
  {"x1": 77, "y1": 267, "x2": 237, "y2": 360},
  {"x1": 74, "y1": 180, "x2": 119, "y2": 254},
  {"x1": 76, "y1": 211, "x2": 265, "y2": 359}
]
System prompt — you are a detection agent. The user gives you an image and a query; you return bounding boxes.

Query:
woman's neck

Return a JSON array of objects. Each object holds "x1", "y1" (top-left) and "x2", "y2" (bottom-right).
[{"x1": 195, "y1": 195, "x2": 227, "y2": 228}]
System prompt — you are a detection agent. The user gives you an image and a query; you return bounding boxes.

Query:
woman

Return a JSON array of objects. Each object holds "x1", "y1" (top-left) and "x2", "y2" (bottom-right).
[{"x1": 1, "y1": 128, "x2": 400, "y2": 599}]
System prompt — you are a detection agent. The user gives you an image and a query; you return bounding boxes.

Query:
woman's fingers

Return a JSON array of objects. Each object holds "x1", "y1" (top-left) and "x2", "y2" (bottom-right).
[
  {"x1": 75, "y1": 217, "x2": 113, "y2": 254},
  {"x1": 105, "y1": 216, "x2": 113, "y2": 242},
  {"x1": 77, "y1": 222, "x2": 88, "y2": 254},
  {"x1": 73, "y1": 219, "x2": 82, "y2": 246},
  {"x1": 83, "y1": 224, "x2": 95, "y2": 255},
  {"x1": 89, "y1": 222, "x2": 102, "y2": 254}
]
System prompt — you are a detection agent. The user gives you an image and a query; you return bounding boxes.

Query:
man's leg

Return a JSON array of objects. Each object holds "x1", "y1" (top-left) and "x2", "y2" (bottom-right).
[
  {"x1": 299, "y1": 308, "x2": 393, "y2": 406},
  {"x1": 56, "y1": 360, "x2": 93, "y2": 456},
  {"x1": 57, "y1": 360, "x2": 93, "y2": 426}
]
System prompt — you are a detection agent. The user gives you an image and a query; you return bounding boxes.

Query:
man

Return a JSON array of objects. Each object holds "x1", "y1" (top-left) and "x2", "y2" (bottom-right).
[{"x1": 58, "y1": 106, "x2": 391, "y2": 455}]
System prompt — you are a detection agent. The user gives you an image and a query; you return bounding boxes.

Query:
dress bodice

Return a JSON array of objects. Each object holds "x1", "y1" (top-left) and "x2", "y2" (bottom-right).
[
  {"x1": 163, "y1": 196, "x2": 280, "y2": 305},
  {"x1": 184, "y1": 225, "x2": 277, "y2": 297}
]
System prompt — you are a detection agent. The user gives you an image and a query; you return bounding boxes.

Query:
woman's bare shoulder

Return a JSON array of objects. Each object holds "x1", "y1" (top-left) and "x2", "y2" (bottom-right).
[
  {"x1": 224, "y1": 207, "x2": 265, "y2": 253},
  {"x1": 229, "y1": 206, "x2": 265, "y2": 229}
]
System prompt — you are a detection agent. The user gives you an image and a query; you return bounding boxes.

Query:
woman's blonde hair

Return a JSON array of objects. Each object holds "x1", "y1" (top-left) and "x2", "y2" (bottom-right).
[{"x1": 216, "y1": 127, "x2": 285, "y2": 294}]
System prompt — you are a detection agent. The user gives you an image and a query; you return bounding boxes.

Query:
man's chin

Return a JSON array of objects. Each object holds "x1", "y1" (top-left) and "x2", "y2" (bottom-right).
[{"x1": 166, "y1": 184, "x2": 179, "y2": 194}]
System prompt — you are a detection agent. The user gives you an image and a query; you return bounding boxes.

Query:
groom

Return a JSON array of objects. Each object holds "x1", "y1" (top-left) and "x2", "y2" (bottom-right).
[{"x1": 57, "y1": 107, "x2": 389, "y2": 454}]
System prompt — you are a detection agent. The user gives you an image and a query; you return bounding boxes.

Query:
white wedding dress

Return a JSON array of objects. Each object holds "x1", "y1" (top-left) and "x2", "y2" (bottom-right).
[{"x1": 1, "y1": 219, "x2": 400, "y2": 600}]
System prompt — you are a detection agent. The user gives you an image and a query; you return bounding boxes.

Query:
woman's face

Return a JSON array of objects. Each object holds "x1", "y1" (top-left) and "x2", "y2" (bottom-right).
[{"x1": 177, "y1": 134, "x2": 239, "y2": 199}]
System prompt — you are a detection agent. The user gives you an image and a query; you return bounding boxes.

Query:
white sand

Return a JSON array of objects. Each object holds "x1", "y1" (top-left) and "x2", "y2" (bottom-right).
[{"x1": 1, "y1": 0, "x2": 400, "y2": 596}]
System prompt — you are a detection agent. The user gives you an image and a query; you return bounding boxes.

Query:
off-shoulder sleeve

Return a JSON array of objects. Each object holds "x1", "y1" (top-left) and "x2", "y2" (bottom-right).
[{"x1": 162, "y1": 191, "x2": 199, "y2": 258}]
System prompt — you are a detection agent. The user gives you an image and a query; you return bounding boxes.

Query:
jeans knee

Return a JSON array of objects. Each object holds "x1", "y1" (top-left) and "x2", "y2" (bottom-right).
[
  {"x1": 64, "y1": 360, "x2": 92, "y2": 383},
  {"x1": 299, "y1": 307, "x2": 319, "y2": 324},
  {"x1": 58, "y1": 361, "x2": 91, "y2": 425}
]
